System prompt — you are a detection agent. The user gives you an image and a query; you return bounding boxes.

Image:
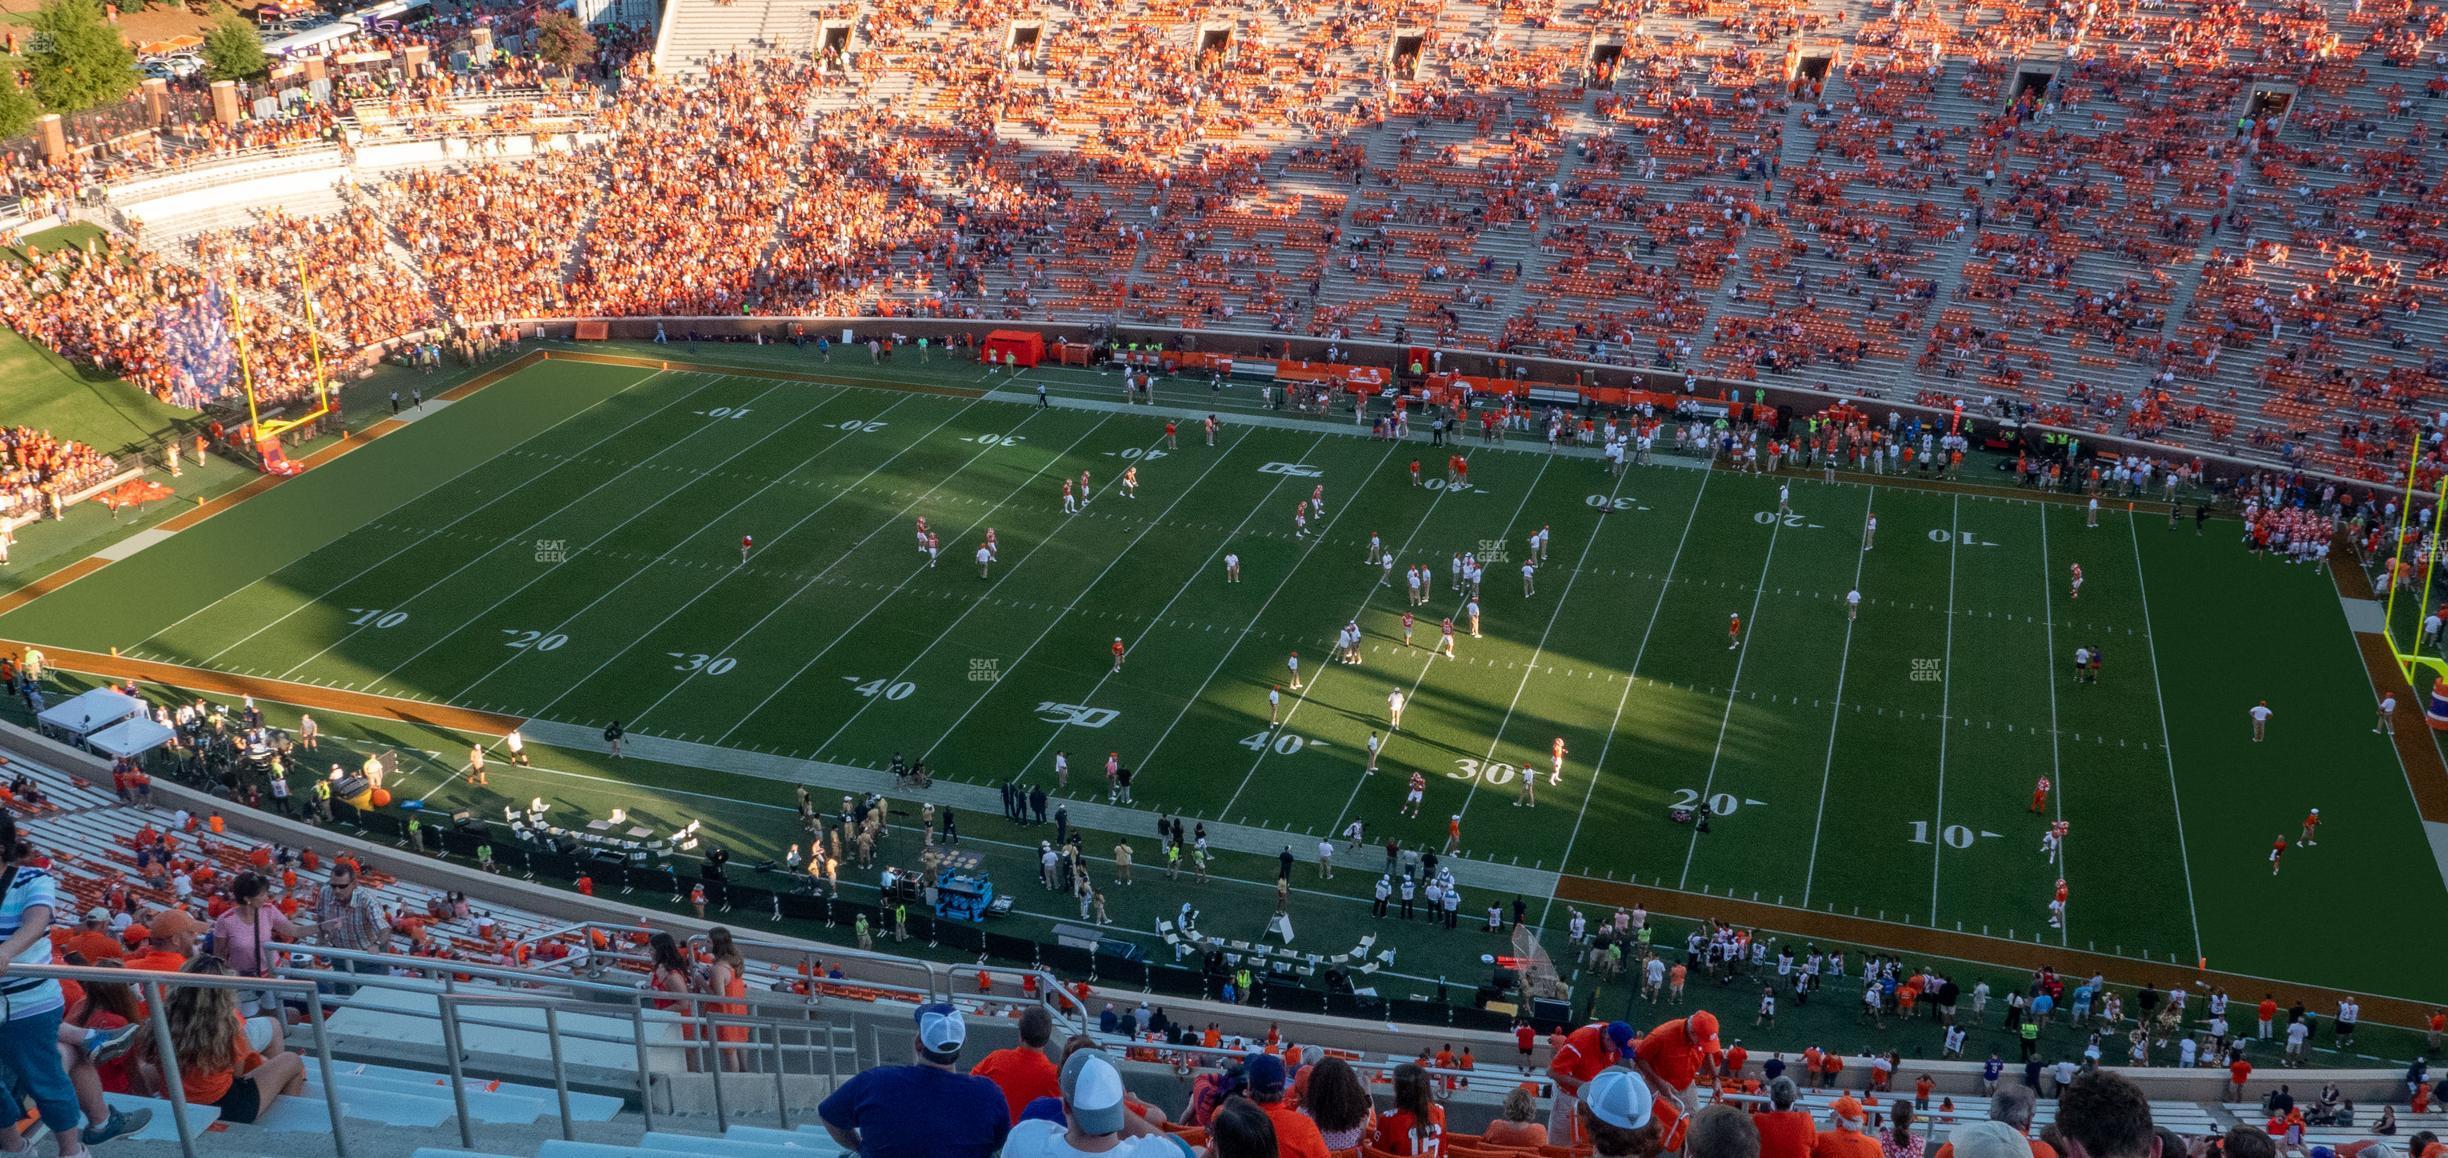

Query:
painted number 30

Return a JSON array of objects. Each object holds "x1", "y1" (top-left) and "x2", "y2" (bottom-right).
[
  {"x1": 1450, "y1": 758, "x2": 1519, "y2": 785},
  {"x1": 669, "y1": 652, "x2": 737, "y2": 675}
]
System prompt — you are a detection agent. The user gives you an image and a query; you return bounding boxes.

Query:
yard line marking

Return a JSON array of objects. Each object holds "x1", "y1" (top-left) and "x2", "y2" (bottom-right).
[
  {"x1": 588, "y1": 395, "x2": 991, "y2": 729},
  {"x1": 1676, "y1": 499, "x2": 1786, "y2": 889},
  {"x1": 1536, "y1": 470, "x2": 1709, "y2": 931},
  {"x1": 2127, "y1": 515, "x2": 2205, "y2": 961},
  {"x1": 1215, "y1": 443, "x2": 1459, "y2": 817},
  {"x1": 709, "y1": 413, "x2": 1122, "y2": 747},
  {"x1": 462, "y1": 391, "x2": 943, "y2": 710},
  {"x1": 1346, "y1": 454, "x2": 1556, "y2": 831},
  {"x1": 154, "y1": 368, "x2": 683, "y2": 660},
  {"x1": 883, "y1": 431, "x2": 1254, "y2": 762},
  {"x1": 1928, "y1": 494, "x2": 1961, "y2": 926},
  {"x1": 1139, "y1": 440, "x2": 1404, "y2": 806},
  {"x1": 1799, "y1": 487, "x2": 1877, "y2": 907},
  {"x1": 1001, "y1": 430, "x2": 1332, "y2": 776},
  {"x1": 2038, "y1": 502, "x2": 2071, "y2": 945},
  {"x1": 268, "y1": 375, "x2": 787, "y2": 682},
  {"x1": 293, "y1": 377, "x2": 814, "y2": 684}
]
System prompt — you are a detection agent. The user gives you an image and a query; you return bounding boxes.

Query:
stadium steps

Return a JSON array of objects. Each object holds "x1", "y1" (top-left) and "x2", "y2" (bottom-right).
[{"x1": 652, "y1": 0, "x2": 796, "y2": 77}]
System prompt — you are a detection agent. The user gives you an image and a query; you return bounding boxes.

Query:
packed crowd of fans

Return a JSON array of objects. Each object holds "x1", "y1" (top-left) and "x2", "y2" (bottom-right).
[
  {"x1": 0, "y1": 427, "x2": 115, "y2": 524},
  {"x1": 11, "y1": 0, "x2": 2448, "y2": 482}
]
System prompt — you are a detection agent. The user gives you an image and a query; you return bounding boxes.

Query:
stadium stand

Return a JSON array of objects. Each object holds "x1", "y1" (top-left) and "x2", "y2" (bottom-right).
[{"x1": 10, "y1": 0, "x2": 2448, "y2": 482}]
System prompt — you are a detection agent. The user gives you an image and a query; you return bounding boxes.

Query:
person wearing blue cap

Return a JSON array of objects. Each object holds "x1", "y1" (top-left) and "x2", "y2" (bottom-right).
[
  {"x1": 1550, "y1": 1020, "x2": 1637, "y2": 1139},
  {"x1": 1580, "y1": 1068, "x2": 1666, "y2": 1158},
  {"x1": 818, "y1": 1002, "x2": 1011, "y2": 1158}
]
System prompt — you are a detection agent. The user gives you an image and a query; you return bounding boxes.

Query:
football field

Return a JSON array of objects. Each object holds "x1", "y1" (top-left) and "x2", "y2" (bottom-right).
[{"x1": 5, "y1": 350, "x2": 2442, "y2": 1008}]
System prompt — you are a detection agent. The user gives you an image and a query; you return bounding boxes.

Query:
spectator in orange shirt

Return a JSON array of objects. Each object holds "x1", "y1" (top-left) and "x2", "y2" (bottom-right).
[
  {"x1": 1551, "y1": 1021, "x2": 1636, "y2": 1139},
  {"x1": 1813, "y1": 1098, "x2": 1883, "y2": 1158},
  {"x1": 63, "y1": 908, "x2": 125, "y2": 965},
  {"x1": 156, "y1": 957, "x2": 306, "y2": 1125},
  {"x1": 968, "y1": 1006, "x2": 1059, "y2": 1125},
  {"x1": 1481, "y1": 1087, "x2": 1549, "y2": 1150},
  {"x1": 1638, "y1": 1010, "x2": 1721, "y2": 1096},
  {"x1": 1755, "y1": 1078, "x2": 1819, "y2": 1158},
  {"x1": 123, "y1": 909, "x2": 205, "y2": 972},
  {"x1": 1242, "y1": 1053, "x2": 1330, "y2": 1158}
]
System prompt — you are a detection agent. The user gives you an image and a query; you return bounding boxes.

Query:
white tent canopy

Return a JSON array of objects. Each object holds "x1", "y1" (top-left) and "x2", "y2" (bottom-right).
[
  {"x1": 81, "y1": 717, "x2": 175, "y2": 760},
  {"x1": 35, "y1": 688, "x2": 146, "y2": 741}
]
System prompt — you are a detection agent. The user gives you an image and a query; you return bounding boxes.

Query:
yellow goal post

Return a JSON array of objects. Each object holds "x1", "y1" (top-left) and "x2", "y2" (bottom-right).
[{"x1": 2380, "y1": 428, "x2": 2448, "y2": 687}]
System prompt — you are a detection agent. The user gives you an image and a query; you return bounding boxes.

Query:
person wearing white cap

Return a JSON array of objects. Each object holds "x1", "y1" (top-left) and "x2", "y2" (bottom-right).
[
  {"x1": 1813, "y1": 1096, "x2": 1881, "y2": 1158},
  {"x1": 817, "y1": 1003, "x2": 1010, "y2": 1158},
  {"x1": 1001, "y1": 1051, "x2": 1193, "y2": 1158},
  {"x1": 1579, "y1": 1068, "x2": 1665, "y2": 1158}
]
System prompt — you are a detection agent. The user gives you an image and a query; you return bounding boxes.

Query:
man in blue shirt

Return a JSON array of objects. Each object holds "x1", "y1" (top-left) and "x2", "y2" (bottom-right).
[{"x1": 819, "y1": 1003, "x2": 1010, "y2": 1158}]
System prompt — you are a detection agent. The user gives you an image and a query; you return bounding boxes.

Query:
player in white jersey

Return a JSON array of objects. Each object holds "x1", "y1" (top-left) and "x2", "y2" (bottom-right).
[
  {"x1": 1863, "y1": 511, "x2": 1878, "y2": 551},
  {"x1": 975, "y1": 545, "x2": 993, "y2": 579},
  {"x1": 1287, "y1": 650, "x2": 1303, "y2": 690},
  {"x1": 1778, "y1": 483, "x2": 1791, "y2": 516},
  {"x1": 1846, "y1": 589, "x2": 1861, "y2": 620},
  {"x1": 1366, "y1": 533, "x2": 1383, "y2": 565},
  {"x1": 1522, "y1": 561, "x2": 1537, "y2": 597},
  {"x1": 1406, "y1": 567, "x2": 1423, "y2": 606},
  {"x1": 1467, "y1": 598, "x2": 1482, "y2": 637},
  {"x1": 1380, "y1": 553, "x2": 1395, "y2": 587},
  {"x1": 1224, "y1": 552, "x2": 1241, "y2": 582},
  {"x1": 1387, "y1": 688, "x2": 1406, "y2": 730}
]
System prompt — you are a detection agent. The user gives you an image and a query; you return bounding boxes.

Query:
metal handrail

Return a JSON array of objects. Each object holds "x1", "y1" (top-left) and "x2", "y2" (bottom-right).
[
  {"x1": 4, "y1": 962, "x2": 347, "y2": 1158},
  {"x1": 534, "y1": 919, "x2": 1095, "y2": 1035}
]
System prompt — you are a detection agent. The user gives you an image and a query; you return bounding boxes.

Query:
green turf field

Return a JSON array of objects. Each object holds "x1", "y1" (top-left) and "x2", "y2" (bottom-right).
[{"x1": 5, "y1": 349, "x2": 2441, "y2": 1009}]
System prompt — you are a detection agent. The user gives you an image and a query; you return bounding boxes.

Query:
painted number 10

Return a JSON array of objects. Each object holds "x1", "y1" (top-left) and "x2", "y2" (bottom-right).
[{"x1": 1908, "y1": 822, "x2": 1974, "y2": 848}]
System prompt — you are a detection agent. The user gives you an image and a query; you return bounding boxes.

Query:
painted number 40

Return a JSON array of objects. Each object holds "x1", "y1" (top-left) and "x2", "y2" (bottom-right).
[
  {"x1": 1239, "y1": 731, "x2": 1307, "y2": 755},
  {"x1": 847, "y1": 677, "x2": 916, "y2": 701}
]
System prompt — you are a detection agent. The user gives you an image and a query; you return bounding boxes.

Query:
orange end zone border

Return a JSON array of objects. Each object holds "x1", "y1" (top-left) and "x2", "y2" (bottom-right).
[{"x1": 6, "y1": 641, "x2": 520, "y2": 737}]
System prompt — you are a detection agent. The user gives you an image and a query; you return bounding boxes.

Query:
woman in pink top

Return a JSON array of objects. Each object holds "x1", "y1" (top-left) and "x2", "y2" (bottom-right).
[{"x1": 209, "y1": 873, "x2": 296, "y2": 1012}]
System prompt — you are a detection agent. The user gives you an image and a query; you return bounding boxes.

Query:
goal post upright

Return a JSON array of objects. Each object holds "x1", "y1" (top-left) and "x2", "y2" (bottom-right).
[
  {"x1": 234, "y1": 262, "x2": 336, "y2": 448},
  {"x1": 2382, "y1": 427, "x2": 2448, "y2": 687}
]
